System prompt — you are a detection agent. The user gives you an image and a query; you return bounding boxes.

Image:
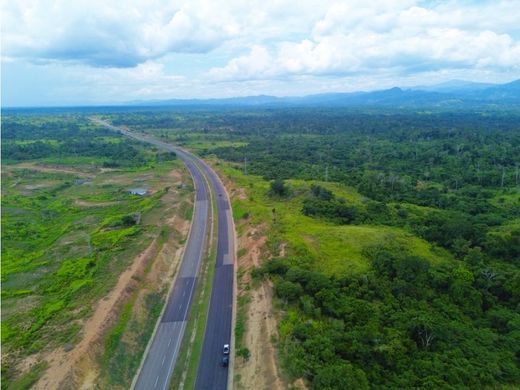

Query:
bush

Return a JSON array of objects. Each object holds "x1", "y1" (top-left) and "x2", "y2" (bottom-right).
[
  {"x1": 302, "y1": 198, "x2": 359, "y2": 224},
  {"x1": 237, "y1": 347, "x2": 251, "y2": 360},
  {"x1": 312, "y1": 362, "x2": 369, "y2": 390},
  {"x1": 269, "y1": 179, "x2": 289, "y2": 197},
  {"x1": 275, "y1": 280, "x2": 303, "y2": 302}
]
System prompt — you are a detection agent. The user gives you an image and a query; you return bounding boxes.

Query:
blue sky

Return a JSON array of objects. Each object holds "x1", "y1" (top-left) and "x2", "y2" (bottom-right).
[{"x1": 2, "y1": 0, "x2": 520, "y2": 107}]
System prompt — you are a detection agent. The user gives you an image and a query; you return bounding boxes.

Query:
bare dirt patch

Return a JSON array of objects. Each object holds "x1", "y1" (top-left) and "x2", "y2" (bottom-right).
[
  {"x1": 230, "y1": 187, "x2": 247, "y2": 201},
  {"x1": 12, "y1": 162, "x2": 95, "y2": 176},
  {"x1": 74, "y1": 199, "x2": 120, "y2": 208},
  {"x1": 234, "y1": 226, "x2": 285, "y2": 390}
]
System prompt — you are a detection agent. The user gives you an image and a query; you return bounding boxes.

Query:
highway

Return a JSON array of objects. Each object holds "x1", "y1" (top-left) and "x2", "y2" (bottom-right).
[
  {"x1": 194, "y1": 159, "x2": 235, "y2": 390},
  {"x1": 92, "y1": 119, "x2": 234, "y2": 390}
]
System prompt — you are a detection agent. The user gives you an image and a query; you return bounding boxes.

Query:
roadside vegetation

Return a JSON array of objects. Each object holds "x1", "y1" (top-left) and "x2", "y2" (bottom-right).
[
  {"x1": 1, "y1": 114, "x2": 190, "y2": 389},
  {"x1": 109, "y1": 108, "x2": 520, "y2": 389}
]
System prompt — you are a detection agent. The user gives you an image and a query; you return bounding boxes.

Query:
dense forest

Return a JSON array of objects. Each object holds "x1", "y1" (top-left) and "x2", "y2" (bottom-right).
[
  {"x1": 1, "y1": 115, "x2": 176, "y2": 167},
  {"x1": 112, "y1": 108, "x2": 519, "y2": 388}
]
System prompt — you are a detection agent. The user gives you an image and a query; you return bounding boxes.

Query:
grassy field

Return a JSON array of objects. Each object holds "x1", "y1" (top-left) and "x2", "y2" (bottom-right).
[{"x1": 212, "y1": 162, "x2": 451, "y2": 277}]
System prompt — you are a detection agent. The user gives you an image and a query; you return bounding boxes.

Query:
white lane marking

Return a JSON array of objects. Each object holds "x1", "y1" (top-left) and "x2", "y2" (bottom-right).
[
  {"x1": 162, "y1": 355, "x2": 166, "y2": 366},
  {"x1": 162, "y1": 322, "x2": 187, "y2": 390},
  {"x1": 161, "y1": 281, "x2": 197, "y2": 389},
  {"x1": 168, "y1": 337, "x2": 172, "y2": 346},
  {"x1": 182, "y1": 290, "x2": 186, "y2": 297},
  {"x1": 154, "y1": 375, "x2": 159, "y2": 388}
]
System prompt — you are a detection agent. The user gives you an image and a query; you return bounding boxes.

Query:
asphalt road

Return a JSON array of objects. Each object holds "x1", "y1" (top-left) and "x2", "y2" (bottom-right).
[
  {"x1": 92, "y1": 119, "x2": 234, "y2": 390},
  {"x1": 132, "y1": 144, "x2": 209, "y2": 390},
  {"x1": 193, "y1": 160, "x2": 234, "y2": 390}
]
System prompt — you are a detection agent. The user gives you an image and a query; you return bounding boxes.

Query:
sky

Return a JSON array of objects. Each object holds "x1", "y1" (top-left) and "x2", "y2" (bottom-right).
[{"x1": 2, "y1": 0, "x2": 520, "y2": 107}]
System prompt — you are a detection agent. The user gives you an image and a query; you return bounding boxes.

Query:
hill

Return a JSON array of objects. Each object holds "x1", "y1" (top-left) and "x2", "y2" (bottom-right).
[{"x1": 129, "y1": 79, "x2": 520, "y2": 108}]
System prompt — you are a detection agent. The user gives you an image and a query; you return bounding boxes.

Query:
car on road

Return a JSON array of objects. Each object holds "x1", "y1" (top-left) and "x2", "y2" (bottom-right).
[
  {"x1": 223, "y1": 344, "x2": 230, "y2": 355},
  {"x1": 222, "y1": 355, "x2": 229, "y2": 367}
]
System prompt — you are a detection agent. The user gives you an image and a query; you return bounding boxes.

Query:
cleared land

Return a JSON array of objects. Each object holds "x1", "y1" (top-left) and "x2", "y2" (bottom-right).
[{"x1": 1, "y1": 116, "x2": 193, "y2": 389}]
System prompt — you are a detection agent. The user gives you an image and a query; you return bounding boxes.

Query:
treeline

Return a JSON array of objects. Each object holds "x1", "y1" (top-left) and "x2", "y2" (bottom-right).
[
  {"x1": 214, "y1": 130, "x2": 519, "y2": 195},
  {"x1": 253, "y1": 251, "x2": 520, "y2": 389},
  {"x1": 2, "y1": 116, "x2": 112, "y2": 140},
  {"x1": 1, "y1": 116, "x2": 166, "y2": 167},
  {"x1": 3, "y1": 140, "x2": 146, "y2": 165},
  {"x1": 300, "y1": 184, "x2": 519, "y2": 265}
]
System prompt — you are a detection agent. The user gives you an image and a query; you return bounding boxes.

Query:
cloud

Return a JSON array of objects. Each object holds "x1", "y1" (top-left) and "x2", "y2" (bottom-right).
[
  {"x1": 5, "y1": 0, "x2": 519, "y2": 72},
  {"x1": 1, "y1": 0, "x2": 241, "y2": 67},
  {"x1": 209, "y1": 1, "x2": 520, "y2": 81}
]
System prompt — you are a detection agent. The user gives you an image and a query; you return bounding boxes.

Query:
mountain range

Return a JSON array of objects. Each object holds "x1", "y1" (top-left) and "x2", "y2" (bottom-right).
[{"x1": 131, "y1": 79, "x2": 520, "y2": 108}]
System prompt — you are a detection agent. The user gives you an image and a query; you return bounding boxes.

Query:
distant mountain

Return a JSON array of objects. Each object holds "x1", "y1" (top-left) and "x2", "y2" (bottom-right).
[
  {"x1": 471, "y1": 79, "x2": 520, "y2": 103},
  {"x1": 129, "y1": 79, "x2": 520, "y2": 108},
  {"x1": 410, "y1": 79, "x2": 495, "y2": 93}
]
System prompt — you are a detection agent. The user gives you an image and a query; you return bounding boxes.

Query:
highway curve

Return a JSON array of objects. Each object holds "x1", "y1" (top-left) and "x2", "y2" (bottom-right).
[{"x1": 92, "y1": 119, "x2": 234, "y2": 390}]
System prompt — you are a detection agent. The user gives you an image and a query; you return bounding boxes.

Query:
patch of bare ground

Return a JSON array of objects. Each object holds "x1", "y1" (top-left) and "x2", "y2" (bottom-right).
[
  {"x1": 11, "y1": 162, "x2": 95, "y2": 176},
  {"x1": 74, "y1": 199, "x2": 120, "y2": 208},
  {"x1": 235, "y1": 227, "x2": 285, "y2": 390}
]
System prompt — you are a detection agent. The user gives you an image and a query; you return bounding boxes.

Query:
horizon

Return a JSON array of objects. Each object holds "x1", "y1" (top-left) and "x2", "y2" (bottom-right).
[
  {"x1": 2, "y1": 0, "x2": 520, "y2": 107},
  {"x1": 2, "y1": 77, "x2": 519, "y2": 109}
]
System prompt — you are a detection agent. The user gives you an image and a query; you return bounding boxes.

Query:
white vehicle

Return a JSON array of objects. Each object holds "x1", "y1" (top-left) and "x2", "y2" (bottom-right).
[{"x1": 223, "y1": 344, "x2": 230, "y2": 355}]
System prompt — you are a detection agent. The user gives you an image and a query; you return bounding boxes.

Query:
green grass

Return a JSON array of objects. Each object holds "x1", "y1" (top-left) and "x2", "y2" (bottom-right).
[
  {"x1": 4, "y1": 362, "x2": 48, "y2": 390},
  {"x1": 490, "y1": 188, "x2": 520, "y2": 210},
  {"x1": 214, "y1": 162, "x2": 450, "y2": 277},
  {"x1": 188, "y1": 140, "x2": 248, "y2": 151},
  {"x1": 234, "y1": 293, "x2": 251, "y2": 351},
  {"x1": 104, "y1": 301, "x2": 134, "y2": 365}
]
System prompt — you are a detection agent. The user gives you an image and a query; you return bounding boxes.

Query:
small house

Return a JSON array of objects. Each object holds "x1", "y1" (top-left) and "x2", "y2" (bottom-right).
[{"x1": 129, "y1": 188, "x2": 147, "y2": 196}]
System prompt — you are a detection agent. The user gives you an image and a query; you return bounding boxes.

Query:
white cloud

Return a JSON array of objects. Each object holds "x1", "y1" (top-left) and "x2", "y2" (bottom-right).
[
  {"x1": 1, "y1": 0, "x2": 242, "y2": 67},
  {"x1": 209, "y1": 1, "x2": 520, "y2": 81}
]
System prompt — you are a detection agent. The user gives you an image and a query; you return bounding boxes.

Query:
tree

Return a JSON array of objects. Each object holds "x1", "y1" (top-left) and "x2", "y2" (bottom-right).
[
  {"x1": 270, "y1": 179, "x2": 289, "y2": 197},
  {"x1": 312, "y1": 362, "x2": 369, "y2": 390},
  {"x1": 275, "y1": 280, "x2": 303, "y2": 302}
]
